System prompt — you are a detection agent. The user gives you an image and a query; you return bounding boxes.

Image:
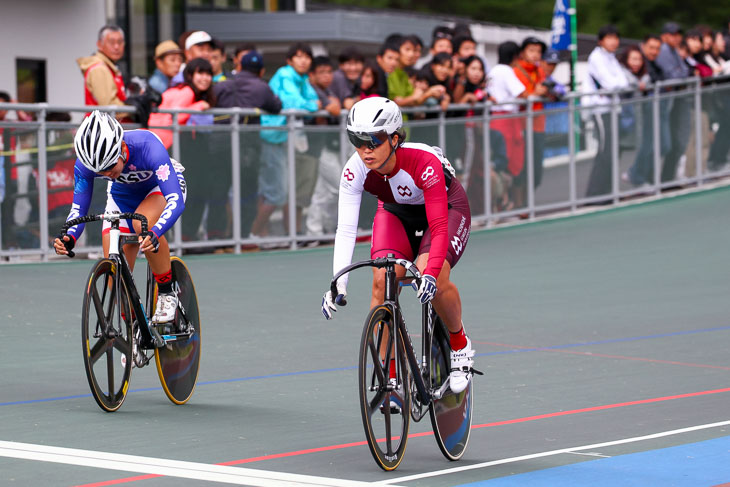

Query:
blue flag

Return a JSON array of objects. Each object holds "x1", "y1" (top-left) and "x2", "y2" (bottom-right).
[{"x1": 550, "y1": 0, "x2": 571, "y2": 51}]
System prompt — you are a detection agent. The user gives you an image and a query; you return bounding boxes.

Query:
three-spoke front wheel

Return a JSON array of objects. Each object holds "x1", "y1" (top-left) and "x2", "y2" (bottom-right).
[
  {"x1": 359, "y1": 305, "x2": 411, "y2": 471},
  {"x1": 81, "y1": 259, "x2": 134, "y2": 412}
]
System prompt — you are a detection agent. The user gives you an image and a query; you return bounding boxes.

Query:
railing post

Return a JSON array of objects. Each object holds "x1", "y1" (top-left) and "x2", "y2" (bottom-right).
[
  {"x1": 652, "y1": 82, "x2": 661, "y2": 193},
  {"x1": 438, "y1": 108, "x2": 446, "y2": 152},
  {"x1": 610, "y1": 92, "x2": 620, "y2": 203},
  {"x1": 287, "y1": 112, "x2": 297, "y2": 249},
  {"x1": 482, "y1": 101, "x2": 492, "y2": 226},
  {"x1": 694, "y1": 76, "x2": 702, "y2": 185},
  {"x1": 526, "y1": 98, "x2": 535, "y2": 219},
  {"x1": 231, "y1": 109, "x2": 242, "y2": 254},
  {"x1": 568, "y1": 95, "x2": 577, "y2": 213},
  {"x1": 38, "y1": 105, "x2": 49, "y2": 261},
  {"x1": 171, "y1": 111, "x2": 183, "y2": 256}
]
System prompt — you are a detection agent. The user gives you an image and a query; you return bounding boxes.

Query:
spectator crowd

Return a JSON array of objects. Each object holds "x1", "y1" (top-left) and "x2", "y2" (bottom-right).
[{"x1": 3, "y1": 18, "x2": 730, "y2": 253}]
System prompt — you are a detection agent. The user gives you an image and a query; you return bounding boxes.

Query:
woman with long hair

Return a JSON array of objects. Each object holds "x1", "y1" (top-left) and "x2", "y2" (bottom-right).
[
  {"x1": 148, "y1": 58, "x2": 215, "y2": 149},
  {"x1": 353, "y1": 60, "x2": 385, "y2": 100}
]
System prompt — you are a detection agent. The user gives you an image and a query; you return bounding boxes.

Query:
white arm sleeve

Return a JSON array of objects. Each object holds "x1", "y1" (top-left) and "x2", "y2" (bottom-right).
[{"x1": 332, "y1": 156, "x2": 366, "y2": 288}]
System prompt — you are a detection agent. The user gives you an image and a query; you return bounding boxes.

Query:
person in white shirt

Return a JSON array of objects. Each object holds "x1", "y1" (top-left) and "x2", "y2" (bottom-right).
[
  {"x1": 487, "y1": 41, "x2": 528, "y2": 207},
  {"x1": 584, "y1": 25, "x2": 629, "y2": 198}
]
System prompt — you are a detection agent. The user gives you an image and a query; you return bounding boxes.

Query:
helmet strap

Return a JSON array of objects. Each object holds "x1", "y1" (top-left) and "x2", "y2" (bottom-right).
[{"x1": 376, "y1": 134, "x2": 398, "y2": 171}]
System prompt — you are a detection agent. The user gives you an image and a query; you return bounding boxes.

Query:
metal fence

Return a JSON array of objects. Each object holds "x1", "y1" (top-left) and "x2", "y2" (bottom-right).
[{"x1": 2, "y1": 75, "x2": 730, "y2": 261}]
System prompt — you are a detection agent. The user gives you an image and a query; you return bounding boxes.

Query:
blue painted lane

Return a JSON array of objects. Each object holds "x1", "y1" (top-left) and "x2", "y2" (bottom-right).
[{"x1": 457, "y1": 436, "x2": 730, "y2": 486}]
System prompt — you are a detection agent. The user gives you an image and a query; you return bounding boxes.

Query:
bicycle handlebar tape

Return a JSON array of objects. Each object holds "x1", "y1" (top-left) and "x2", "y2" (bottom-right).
[
  {"x1": 131, "y1": 213, "x2": 148, "y2": 235},
  {"x1": 335, "y1": 294, "x2": 347, "y2": 307}
]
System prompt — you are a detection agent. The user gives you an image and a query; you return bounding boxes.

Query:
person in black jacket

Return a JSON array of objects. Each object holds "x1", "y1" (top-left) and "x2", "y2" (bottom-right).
[
  {"x1": 214, "y1": 51, "x2": 282, "y2": 239},
  {"x1": 624, "y1": 34, "x2": 668, "y2": 186}
]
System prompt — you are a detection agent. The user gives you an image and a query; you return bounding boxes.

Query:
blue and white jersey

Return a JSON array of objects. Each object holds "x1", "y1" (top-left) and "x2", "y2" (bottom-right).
[{"x1": 65, "y1": 129, "x2": 186, "y2": 240}]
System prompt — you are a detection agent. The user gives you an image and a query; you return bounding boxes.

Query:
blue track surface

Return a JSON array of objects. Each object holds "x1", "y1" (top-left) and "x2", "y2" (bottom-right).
[{"x1": 458, "y1": 436, "x2": 730, "y2": 486}]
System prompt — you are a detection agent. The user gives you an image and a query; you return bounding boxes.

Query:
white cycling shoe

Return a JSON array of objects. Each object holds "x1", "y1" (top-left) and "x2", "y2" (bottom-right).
[
  {"x1": 450, "y1": 337, "x2": 476, "y2": 394},
  {"x1": 151, "y1": 292, "x2": 178, "y2": 324}
]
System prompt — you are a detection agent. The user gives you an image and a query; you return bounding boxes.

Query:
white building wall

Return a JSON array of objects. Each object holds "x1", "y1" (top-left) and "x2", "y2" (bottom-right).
[{"x1": 0, "y1": 0, "x2": 106, "y2": 106}]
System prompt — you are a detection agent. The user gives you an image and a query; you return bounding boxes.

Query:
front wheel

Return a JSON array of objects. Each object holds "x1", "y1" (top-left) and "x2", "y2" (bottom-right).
[
  {"x1": 81, "y1": 259, "x2": 134, "y2": 412},
  {"x1": 359, "y1": 305, "x2": 411, "y2": 471},
  {"x1": 154, "y1": 257, "x2": 201, "y2": 405},
  {"x1": 429, "y1": 314, "x2": 473, "y2": 461}
]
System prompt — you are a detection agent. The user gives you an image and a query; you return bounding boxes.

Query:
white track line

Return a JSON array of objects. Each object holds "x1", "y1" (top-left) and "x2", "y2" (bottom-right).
[
  {"x1": 0, "y1": 440, "x2": 401, "y2": 487},
  {"x1": 376, "y1": 420, "x2": 730, "y2": 485}
]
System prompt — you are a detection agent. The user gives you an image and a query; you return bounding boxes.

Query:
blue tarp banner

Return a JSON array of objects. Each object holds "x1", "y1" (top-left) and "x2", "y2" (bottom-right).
[{"x1": 550, "y1": 0, "x2": 571, "y2": 51}]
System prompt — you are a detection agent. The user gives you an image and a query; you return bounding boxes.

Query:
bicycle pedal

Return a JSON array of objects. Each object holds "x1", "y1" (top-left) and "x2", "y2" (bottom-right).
[{"x1": 380, "y1": 400, "x2": 402, "y2": 415}]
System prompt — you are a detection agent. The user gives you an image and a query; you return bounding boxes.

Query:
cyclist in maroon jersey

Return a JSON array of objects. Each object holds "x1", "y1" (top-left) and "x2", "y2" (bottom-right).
[{"x1": 321, "y1": 96, "x2": 475, "y2": 393}]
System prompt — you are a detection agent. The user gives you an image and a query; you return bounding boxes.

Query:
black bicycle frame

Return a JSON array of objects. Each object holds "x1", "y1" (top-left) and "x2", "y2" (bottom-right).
[
  {"x1": 331, "y1": 256, "x2": 433, "y2": 406},
  {"x1": 62, "y1": 212, "x2": 161, "y2": 349}
]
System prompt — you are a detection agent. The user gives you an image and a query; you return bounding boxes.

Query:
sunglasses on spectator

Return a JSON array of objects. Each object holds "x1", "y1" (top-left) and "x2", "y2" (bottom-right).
[
  {"x1": 347, "y1": 130, "x2": 390, "y2": 150},
  {"x1": 434, "y1": 32, "x2": 453, "y2": 40}
]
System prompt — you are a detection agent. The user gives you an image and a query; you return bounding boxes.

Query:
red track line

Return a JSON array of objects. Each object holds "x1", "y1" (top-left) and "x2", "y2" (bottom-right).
[
  {"x1": 73, "y1": 386, "x2": 730, "y2": 487},
  {"x1": 478, "y1": 340, "x2": 730, "y2": 370}
]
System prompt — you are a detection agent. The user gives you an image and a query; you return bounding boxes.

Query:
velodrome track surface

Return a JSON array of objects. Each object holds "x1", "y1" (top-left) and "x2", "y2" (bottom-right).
[{"x1": 1, "y1": 186, "x2": 730, "y2": 486}]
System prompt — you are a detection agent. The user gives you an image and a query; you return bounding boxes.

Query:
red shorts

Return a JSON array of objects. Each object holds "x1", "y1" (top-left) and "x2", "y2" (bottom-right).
[{"x1": 370, "y1": 180, "x2": 471, "y2": 271}]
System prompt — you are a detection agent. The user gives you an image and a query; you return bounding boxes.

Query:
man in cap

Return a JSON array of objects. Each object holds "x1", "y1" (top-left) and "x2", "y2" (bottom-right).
[
  {"x1": 656, "y1": 21, "x2": 691, "y2": 183},
  {"x1": 171, "y1": 30, "x2": 213, "y2": 86},
  {"x1": 148, "y1": 40, "x2": 183, "y2": 94},
  {"x1": 214, "y1": 50, "x2": 282, "y2": 237}
]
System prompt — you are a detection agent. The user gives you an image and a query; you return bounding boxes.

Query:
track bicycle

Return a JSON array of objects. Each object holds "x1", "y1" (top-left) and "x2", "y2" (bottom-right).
[
  {"x1": 60, "y1": 212, "x2": 201, "y2": 412},
  {"x1": 329, "y1": 255, "x2": 479, "y2": 470}
]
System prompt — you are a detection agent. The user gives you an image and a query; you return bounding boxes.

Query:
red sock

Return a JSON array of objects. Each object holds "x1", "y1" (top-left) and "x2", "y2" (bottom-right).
[
  {"x1": 154, "y1": 269, "x2": 173, "y2": 294},
  {"x1": 450, "y1": 327, "x2": 467, "y2": 350}
]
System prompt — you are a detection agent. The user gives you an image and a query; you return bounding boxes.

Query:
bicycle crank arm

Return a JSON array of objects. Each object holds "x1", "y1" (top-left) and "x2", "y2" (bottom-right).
[{"x1": 431, "y1": 378, "x2": 451, "y2": 400}]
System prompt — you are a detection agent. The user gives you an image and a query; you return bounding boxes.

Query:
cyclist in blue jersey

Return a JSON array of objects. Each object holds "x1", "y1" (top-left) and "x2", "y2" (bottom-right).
[{"x1": 53, "y1": 110, "x2": 187, "y2": 324}]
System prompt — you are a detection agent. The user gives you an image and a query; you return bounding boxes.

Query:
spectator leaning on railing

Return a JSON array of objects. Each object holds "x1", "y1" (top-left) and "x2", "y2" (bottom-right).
[
  {"x1": 656, "y1": 22, "x2": 691, "y2": 183},
  {"x1": 583, "y1": 24, "x2": 629, "y2": 199},
  {"x1": 330, "y1": 46, "x2": 364, "y2": 110},
  {"x1": 214, "y1": 50, "x2": 282, "y2": 239},
  {"x1": 255, "y1": 43, "x2": 321, "y2": 241},
  {"x1": 623, "y1": 34, "x2": 668, "y2": 187},
  {"x1": 514, "y1": 36, "x2": 548, "y2": 190},
  {"x1": 488, "y1": 41, "x2": 527, "y2": 209}
]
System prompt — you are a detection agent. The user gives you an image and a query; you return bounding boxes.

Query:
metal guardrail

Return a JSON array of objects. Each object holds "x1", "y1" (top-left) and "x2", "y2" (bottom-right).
[{"x1": 2, "y1": 74, "x2": 730, "y2": 261}]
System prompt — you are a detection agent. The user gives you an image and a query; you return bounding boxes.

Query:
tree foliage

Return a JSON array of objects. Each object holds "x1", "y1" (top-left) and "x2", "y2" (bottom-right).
[{"x1": 314, "y1": 0, "x2": 730, "y2": 38}]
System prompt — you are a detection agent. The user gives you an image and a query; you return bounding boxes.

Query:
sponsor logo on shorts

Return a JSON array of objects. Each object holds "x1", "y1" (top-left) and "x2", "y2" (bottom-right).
[
  {"x1": 397, "y1": 185, "x2": 412, "y2": 197},
  {"x1": 451, "y1": 235, "x2": 463, "y2": 255}
]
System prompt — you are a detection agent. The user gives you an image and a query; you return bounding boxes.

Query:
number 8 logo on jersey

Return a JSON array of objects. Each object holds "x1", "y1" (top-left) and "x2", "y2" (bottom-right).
[{"x1": 421, "y1": 166, "x2": 435, "y2": 181}]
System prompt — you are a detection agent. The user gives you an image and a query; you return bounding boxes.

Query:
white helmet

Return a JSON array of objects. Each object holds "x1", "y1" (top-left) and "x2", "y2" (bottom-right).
[
  {"x1": 346, "y1": 97, "x2": 404, "y2": 149},
  {"x1": 74, "y1": 110, "x2": 124, "y2": 172}
]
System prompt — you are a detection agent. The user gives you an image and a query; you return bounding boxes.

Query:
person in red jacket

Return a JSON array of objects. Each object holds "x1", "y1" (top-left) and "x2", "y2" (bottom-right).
[{"x1": 514, "y1": 36, "x2": 549, "y2": 195}]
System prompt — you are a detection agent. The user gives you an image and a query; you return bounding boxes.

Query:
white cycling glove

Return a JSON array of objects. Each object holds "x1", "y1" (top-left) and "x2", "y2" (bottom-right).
[
  {"x1": 322, "y1": 281, "x2": 348, "y2": 320},
  {"x1": 416, "y1": 274, "x2": 437, "y2": 304}
]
